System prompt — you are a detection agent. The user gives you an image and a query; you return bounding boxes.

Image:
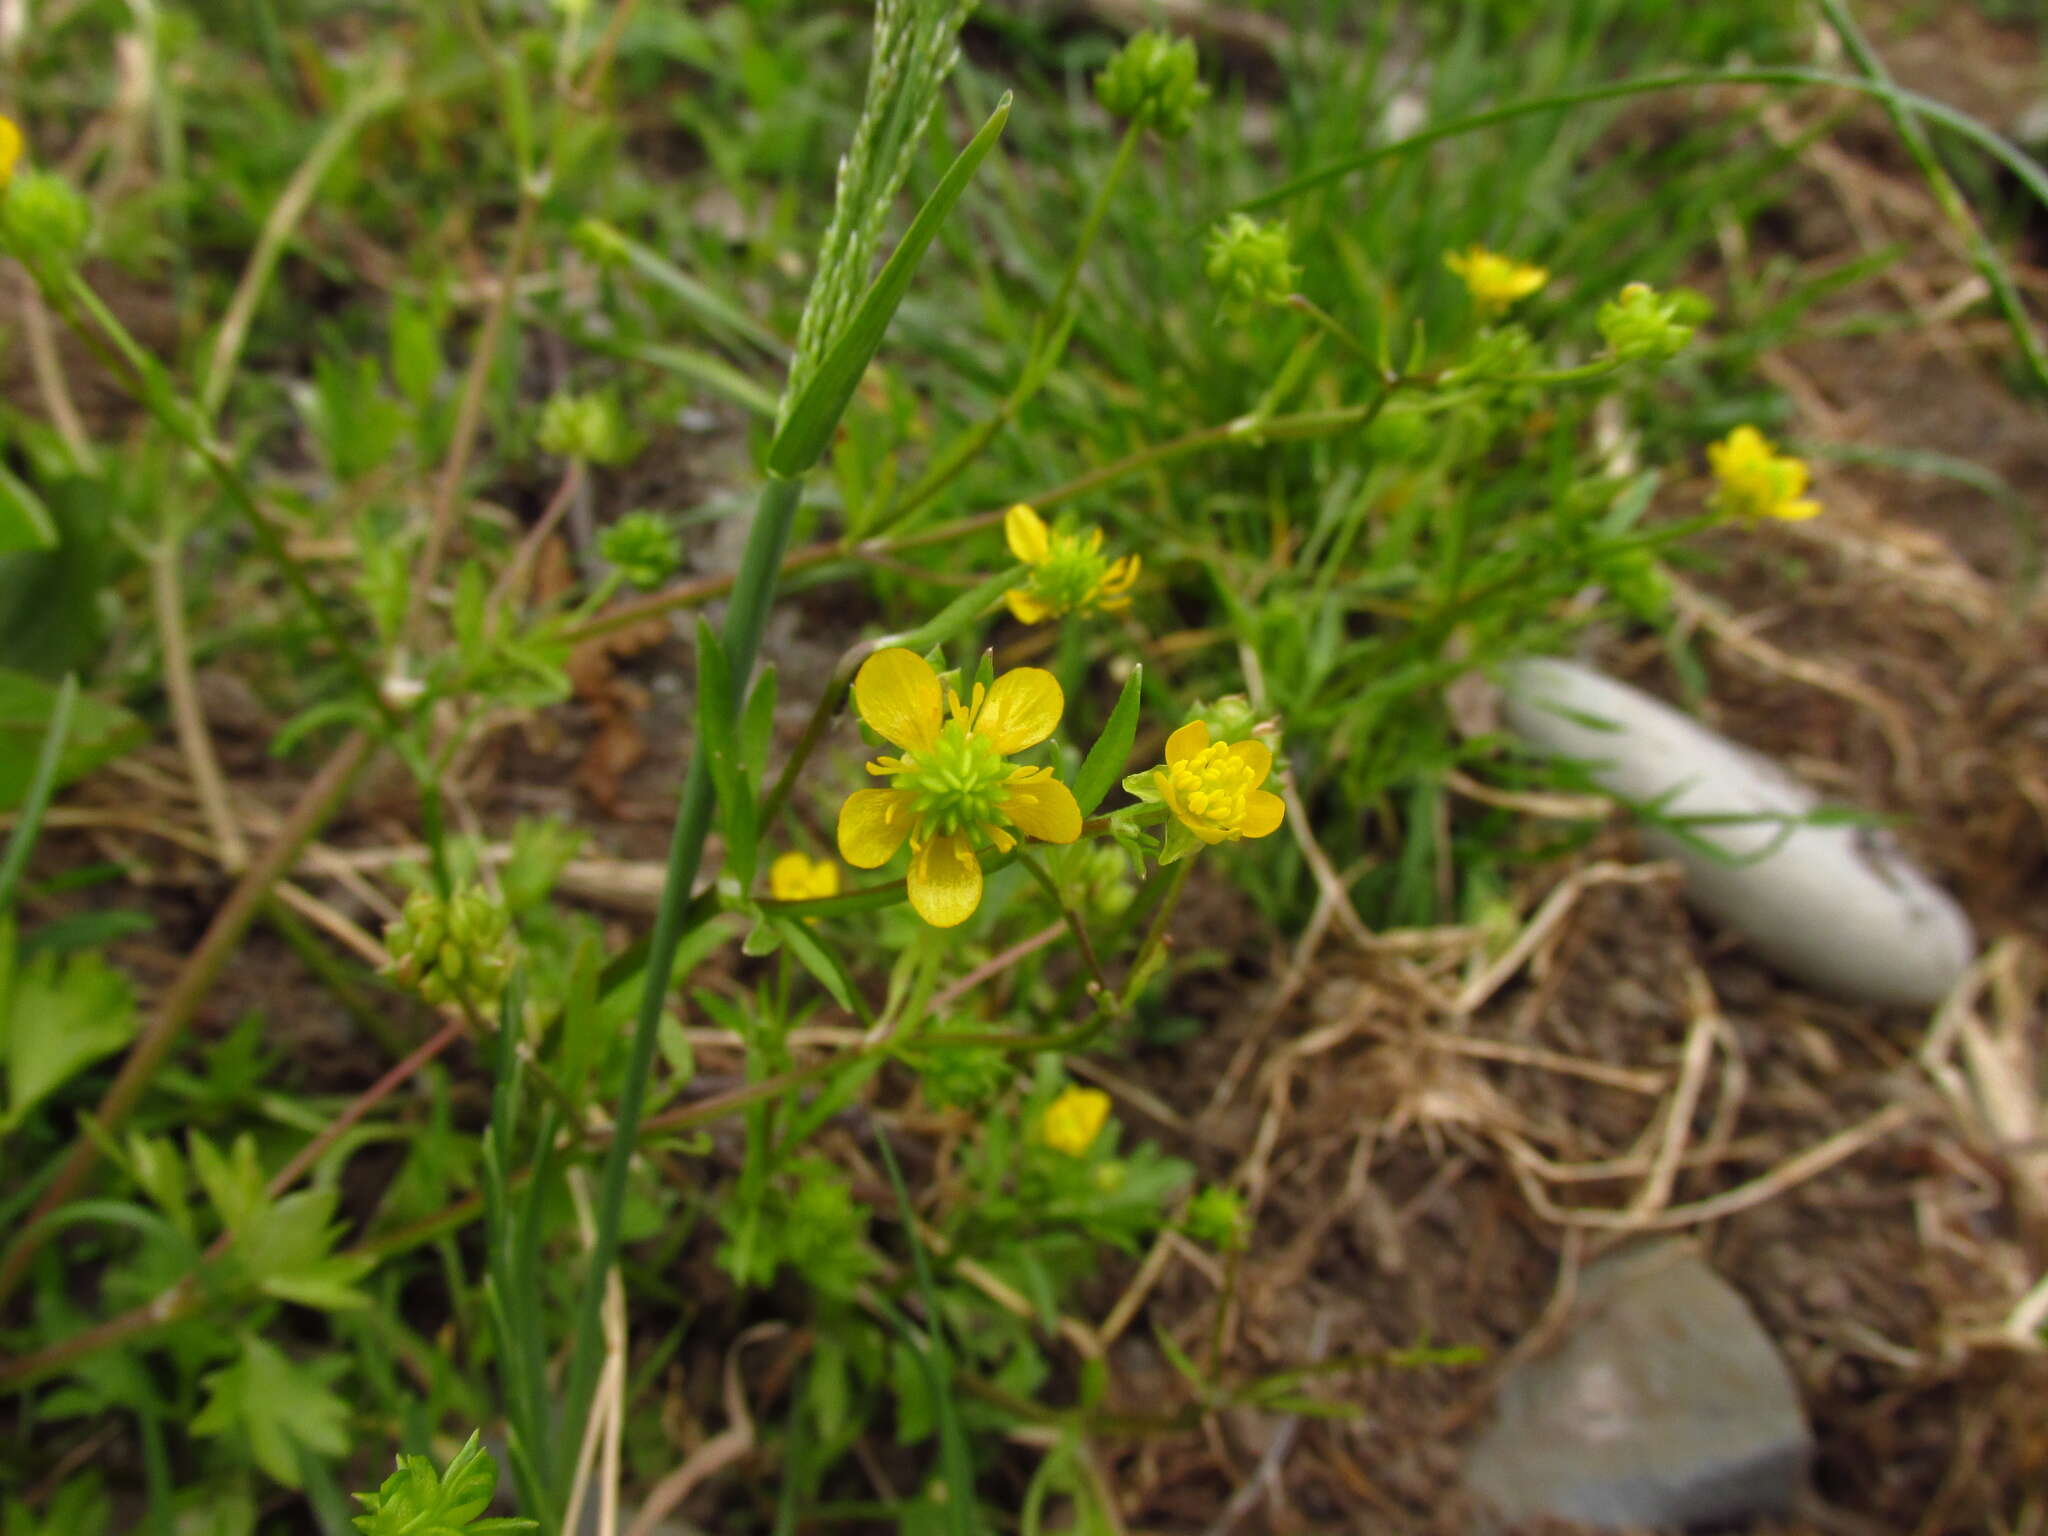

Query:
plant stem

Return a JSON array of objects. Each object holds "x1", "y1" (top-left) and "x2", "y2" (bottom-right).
[
  {"x1": 562, "y1": 471, "x2": 806, "y2": 1459},
  {"x1": 150, "y1": 539, "x2": 249, "y2": 870},
  {"x1": 1117, "y1": 855, "x2": 1193, "y2": 1012},
  {"x1": 1016, "y1": 849, "x2": 1111, "y2": 997}
]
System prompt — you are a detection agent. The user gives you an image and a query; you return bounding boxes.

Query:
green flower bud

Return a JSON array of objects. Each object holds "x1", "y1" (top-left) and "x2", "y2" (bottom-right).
[
  {"x1": 1364, "y1": 403, "x2": 1433, "y2": 465},
  {"x1": 537, "y1": 389, "x2": 636, "y2": 466},
  {"x1": 1445, "y1": 323, "x2": 1537, "y2": 385},
  {"x1": 1183, "y1": 1184, "x2": 1249, "y2": 1252},
  {"x1": 383, "y1": 883, "x2": 514, "y2": 1012},
  {"x1": 598, "y1": 510, "x2": 682, "y2": 590},
  {"x1": 1204, "y1": 214, "x2": 1299, "y2": 315},
  {"x1": 0, "y1": 169, "x2": 91, "y2": 264},
  {"x1": 913, "y1": 1041, "x2": 1014, "y2": 1112},
  {"x1": 1095, "y1": 30, "x2": 1207, "y2": 139},
  {"x1": 1597, "y1": 281, "x2": 1701, "y2": 363},
  {"x1": 1193, "y1": 694, "x2": 1260, "y2": 745}
]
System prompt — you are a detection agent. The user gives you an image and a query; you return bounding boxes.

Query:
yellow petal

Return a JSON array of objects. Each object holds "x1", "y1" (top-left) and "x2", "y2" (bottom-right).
[
  {"x1": 769, "y1": 851, "x2": 813, "y2": 901},
  {"x1": 972, "y1": 667, "x2": 1063, "y2": 754},
  {"x1": 1228, "y1": 738, "x2": 1273, "y2": 789},
  {"x1": 1240, "y1": 790, "x2": 1285, "y2": 839},
  {"x1": 1004, "y1": 586, "x2": 1053, "y2": 625},
  {"x1": 837, "y1": 789, "x2": 915, "y2": 868},
  {"x1": 853, "y1": 647, "x2": 942, "y2": 752},
  {"x1": 0, "y1": 116, "x2": 20, "y2": 190},
  {"x1": 1005, "y1": 503, "x2": 1050, "y2": 564},
  {"x1": 1002, "y1": 772, "x2": 1081, "y2": 844},
  {"x1": 1772, "y1": 498, "x2": 1821, "y2": 522},
  {"x1": 1164, "y1": 720, "x2": 1210, "y2": 765},
  {"x1": 908, "y1": 834, "x2": 982, "y2": 928}
]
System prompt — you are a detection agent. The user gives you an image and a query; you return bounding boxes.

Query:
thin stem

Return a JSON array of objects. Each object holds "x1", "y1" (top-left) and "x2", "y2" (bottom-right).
[
  {"x1": 199, "y1": 73, "x2": 405, "y2": 421},
  {"x1": 879, "y1": 121, "x2": 1142, "y2": 531},
  {"x1": 15, "y1": 269, "x2": 97, "y2": 471},
  {"x1": 569, "y1": 395, "x2": 1388, "y2": 645},
  {"x1": 1017, "y1": 849, "x2": 1110, "y2": 997},
  {"x1": 151, "y1": 539, "x2": 249, "y2": 870},
  {"x1": 564, "y1": 472, "x2": 806, "y2": 1453},
  {"x1": 404, "y1": 189, "x2": 542, "y2": 643},
  {"x1": 1117, "y1": 855, "x2": 1193, "y2": 1012}
]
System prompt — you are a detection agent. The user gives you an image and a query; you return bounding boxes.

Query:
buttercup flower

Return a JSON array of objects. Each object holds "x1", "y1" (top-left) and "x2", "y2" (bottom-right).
[
  {"x1": 769, "y1": 851, "x2": 840, "y2": 903},
  {"x1": 836, "y1": 647, "x2": 1081, "y2": 927},
  {"x1": 0, "y1": 116, "x2": 20, "y2": 191},
  {"x1": 1445, "y1": 245, "x2": 1548, "y2": 313},
  {"x1": 1003, "y1": 504, "x2": 1139, "y2": 625},
  {"x1": 1155, "y1": 720, "x2": 1285, "y2": 846},
  {"x1": 1039, "y1": 1086, "x2": 1112, "y2": 1157},
  {"x1": 1708, "y1": 425, "x2": 1819, "y2": 522}
]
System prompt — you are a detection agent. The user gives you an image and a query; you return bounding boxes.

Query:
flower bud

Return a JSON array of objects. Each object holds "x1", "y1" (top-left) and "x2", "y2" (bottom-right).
[
  {"x1": 0, "y1": 169, "x2": 91, "y2": 264},
  {"x1": 599, "y1": 510, "x2": 682, "y2": 590},
  {"x1": 1597, "y1": 281, "x2": 1702, "y2": 363},
  {"x1": 1203, "y1": 214, "x2": 1299, "y2": 314},
  {"x1": 1183, "y1": 1184, "x2": 1248, "y2": 1252},
  {"x1": 1095, "y1": 30, "x2": 1207, "y2": 139},
  {"x1": 537, "y1": 389, "x2": 635, "y2": 465},
  {"x1": 383, "y1": 883, "x2": 514, "y2": 1012}
]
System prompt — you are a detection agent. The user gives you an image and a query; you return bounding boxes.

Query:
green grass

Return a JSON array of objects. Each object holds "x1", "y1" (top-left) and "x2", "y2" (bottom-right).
[{"x1": 0, "y1": 0, "x2": 2035, "y2": 1529}]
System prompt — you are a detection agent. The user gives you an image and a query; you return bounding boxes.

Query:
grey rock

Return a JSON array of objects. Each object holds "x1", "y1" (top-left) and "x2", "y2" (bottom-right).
[
  {"x1": 1464, "y1": 1240, "x2": 1812, "y2": 1532},
  {"x1": 1498, "y1": 656, "x2": 1974, "y2": 1008}
]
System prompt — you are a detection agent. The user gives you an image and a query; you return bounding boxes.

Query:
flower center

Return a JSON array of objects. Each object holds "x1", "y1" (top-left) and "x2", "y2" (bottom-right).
[
  {"x1": 894, "y1": 718, "x2": 1013, "y2": 837},
  {"x1": 1032, "y1": 534, "x2": 1112, "y2": 614},
  {"x1": 1167, "y1": 742, "x2": 1254, "y2": 831}
]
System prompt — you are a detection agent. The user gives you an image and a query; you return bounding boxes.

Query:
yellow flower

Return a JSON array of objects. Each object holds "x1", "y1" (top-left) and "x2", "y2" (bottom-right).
[
  {"x1": 1445, "y1": 245, "x2": 1548, "y2": 312},
  {"x1": 0, "y1": 116, "x2": 20, "y2": 191},
  {"x1": 1039, "y1": 1086, "x2": 1111, "y2": 1157},
  {"x1": 1003, "y1": 503, "x2": 1140, "y2": 625},
  {"x1": 769, "y1": 851, "x2": 840, "y2": 902},
  {"x1": 836, "y1": 647, "x2": 1082, "y2": 928},
  {"x1": 1154, "y1": 720, "x2": 1285, "y2": 846},
  {"x1": 1707, "y1": 425, "x2": 1820, "y2": 522}
]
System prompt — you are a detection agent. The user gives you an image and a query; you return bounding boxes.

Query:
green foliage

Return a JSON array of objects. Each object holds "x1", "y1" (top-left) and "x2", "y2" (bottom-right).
[
  {"x1": 0, "y1": 919, "x2": 137, "y2": 1132},
  {"x1": 352, "y1": 1431, "x2": 533, "y2": 1536},
  {"x1": 1, "y1": 0, "x2": 2026, "y2": 1527}
]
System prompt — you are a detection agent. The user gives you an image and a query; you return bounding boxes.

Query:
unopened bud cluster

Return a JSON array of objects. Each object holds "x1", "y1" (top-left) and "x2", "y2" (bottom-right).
[
  {"x1": 538, "y1": 390, "x2": 635, "y2": 466},
  {"x1": 1204, "y1": 215, "x2": 1299, "y2": 314},
  {"x1": 1598, "y1": 282, "x2": 1705, "y2": 363},
  {"x1": 384, "y1": 885, "x2": 514, "y2": 1011},
  {"x1": 1096, "y1": 31, "x2": 1207, "y2": 139},
  {"x1": 598, "y1": 510, "x2": 682, "y2": 589}
]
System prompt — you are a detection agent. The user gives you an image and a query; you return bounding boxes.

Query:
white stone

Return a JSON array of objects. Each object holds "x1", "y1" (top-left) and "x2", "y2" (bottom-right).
[{"x1": 1498, "y1": 657, "x2": 1974, "y2": 1008}]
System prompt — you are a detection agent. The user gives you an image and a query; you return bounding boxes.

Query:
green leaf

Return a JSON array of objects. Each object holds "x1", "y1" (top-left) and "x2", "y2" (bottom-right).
[
  {"x1": 739, "y1": 665, "x2": 779, "y2": 781},
  {"x1": 769, "y1": 914, "x2": 856, "y2": 1016},
  {"x1": 0, "y1": 462, "x2": 58, "y2": 553},
  {"x1": 189, "y1": 1131, "x2": 266, "y2": 1233},
  {"x1": 0, "y1": 669, "x2": 144, "y2": 813},
  {"x1": 767, "y1": 96, "x2": 1012, "y2": 476},
  {"x1": 0, "y1": 928, "x2": 138, "y2": 1130},
  {"x1": 1072, "y1": 665, "x2": 1142, "y2": 815},
  {"x1": 694, "y1": 620, "x2": 759, "y2": 889},
  {"x1": 193, "y1": 1334, "x2": 351, "y2": 1489},
  {"x1": 238, "y1": 1189, "x2": 374, "y2": 1311}
]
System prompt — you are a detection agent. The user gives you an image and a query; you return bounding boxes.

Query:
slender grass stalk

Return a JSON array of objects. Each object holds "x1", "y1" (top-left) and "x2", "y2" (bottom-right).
[
  {"x1": 0, "y1": 674, "x2": 78, "y2": 913},
  {"x1": 562, "y1": 472, "x2": 804, "y2": 1448}
]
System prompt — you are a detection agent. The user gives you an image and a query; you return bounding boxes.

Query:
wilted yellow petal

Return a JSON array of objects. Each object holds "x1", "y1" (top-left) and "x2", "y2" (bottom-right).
[
  {"x1": 1163, "y1": 720, "x2": 1209, "y2": 766},
  {"x1": 1228, "y1": 738, "x2": 1273, "y2": 789},
  {"x1": 837, "y1": 789, "x2": 915, "y2": 868},
  {"x1": 972, "y1": 667, "x2": 1062, "y2": 754},
  {"x1": 1005, "y1": 503, "x2": 1050, "y2": 564},
  {"x1": 853, "y1": 647, "x2": 943, "y2": 752},
  {"x1": 1002, "y1": 771, "x2": 1081, "y2": 844},
  {"x1": 907, "y1": 834, "x2": 982, "y2": 928},
  {"x1": 1240, "y1": 790, "x2": 1285, "y2": 839}
]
